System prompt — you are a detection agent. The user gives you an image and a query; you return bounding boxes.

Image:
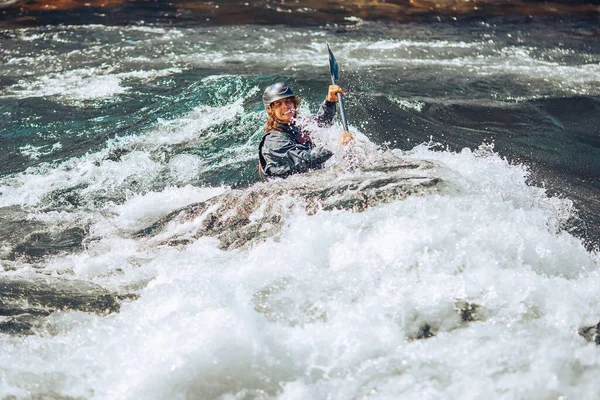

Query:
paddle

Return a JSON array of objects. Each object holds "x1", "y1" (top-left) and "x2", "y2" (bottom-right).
[{"x1": 327, "y1": 43, "x2": 349, "y2": 132}]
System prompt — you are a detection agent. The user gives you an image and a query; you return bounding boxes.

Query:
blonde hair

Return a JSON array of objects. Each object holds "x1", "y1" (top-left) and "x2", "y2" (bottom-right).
[{"x1": 264, "y1": 96, "x2": 301, "y2": 133}]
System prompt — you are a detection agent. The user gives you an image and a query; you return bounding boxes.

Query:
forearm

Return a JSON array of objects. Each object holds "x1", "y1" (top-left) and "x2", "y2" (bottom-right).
[
  {"x1": 264, "y1": 146, "x2": 332, "y2": 176},
  {"x1": 308, "y1": 146, "x2": 333, "y2": 166},
  {"x1": 315, "y1": 100, "x2": 337, "y2": 127}
]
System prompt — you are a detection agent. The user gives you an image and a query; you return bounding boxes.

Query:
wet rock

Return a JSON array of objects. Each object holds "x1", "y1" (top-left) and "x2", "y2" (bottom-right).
[
  {"x1": 0, "y1": 276, "x2": 122, "y2": 335},
  {"x1": 0, "y1": 276, "x2": 120, "y2": 315},
  {"x1": 0, "y1": 206, "x2": 45, "y2": 260},
  {"x1": 0, "y1": 314, "x2": 38, "y2": 336},
  {"x1": 104, "y1": 148, "x2": 131, "y2": 163},
  {"x1": 415, "y1": 323, "x2": 436, "y2": 339},
  {"x1": 454, "y1": 300, "x2": 484, "y2": 323},
  {"x1": 0, "y1": 303, "x2": 51, "y2": 317},
  {"x1": 136, "y1": 155, "x2": 444, "y2": 250},
  {"x1": 10, "y1": 227, "x2": 87, "y2": 261},
  {"x1": 579, "y1": 322, "x2": 600, "y2": 345},
  {"x1": 0, "y1": 259, "x2": 39, "y2": 272},
  {"x1": 0, "y1": 206, "x2": 89, "y2": 262},
  {"x1": 405, "y1": 316, "x2": 440, "y2": 341},
  {"x1": 40, "y1": 184, "x2": 87, "y2": 209},
  {"x1": 406, "y1": 300, "x2": 484, "y2": 341}
]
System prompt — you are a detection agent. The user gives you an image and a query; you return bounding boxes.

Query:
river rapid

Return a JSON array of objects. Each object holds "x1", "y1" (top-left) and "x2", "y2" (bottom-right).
[{"x1": 1, "y1": 18, "x2": 600, "y2": 399}]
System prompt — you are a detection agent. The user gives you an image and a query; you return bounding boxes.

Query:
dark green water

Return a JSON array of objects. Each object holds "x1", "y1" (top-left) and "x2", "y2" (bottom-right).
[
  {"x1": 1, "y1": 21, "x2": 598, "y2": 245},
  {"x1": 1, "y1": 17, "x2": 600, "y2": 400}
]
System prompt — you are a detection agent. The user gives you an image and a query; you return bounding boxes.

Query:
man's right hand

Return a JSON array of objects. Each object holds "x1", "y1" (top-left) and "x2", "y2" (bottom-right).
[
  {"x1": 327, "y1": 85, "x2": 346, "y2": 102},
  {"x1": 339, "y1": 131, "x2": 354, "y2": 146}
]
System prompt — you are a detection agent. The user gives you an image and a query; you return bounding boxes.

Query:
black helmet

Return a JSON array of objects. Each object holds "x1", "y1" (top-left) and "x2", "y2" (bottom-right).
[{"x1": 262, "y1": 82, "x2": 294, "y2": 109}]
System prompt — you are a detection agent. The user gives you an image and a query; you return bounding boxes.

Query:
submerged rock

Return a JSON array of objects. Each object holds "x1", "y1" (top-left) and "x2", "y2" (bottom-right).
[
  {"x1": 0, "y1": 205, "x2": 88, "y2": 263},
  {"x1": 0, "y1": 314, "x2": 40, "y2": 336},
  {"x1": 135, "y1": 155, "x2": 444, "y2": 250},
  {"x1": 579, "y1": 322, "x2": 600, "y2": 345},
  {"x1": 406, "y1": 300, "x2": 485, "y2": 341},
  {"x1": 0, "y1": 206, "x2": 45, "y2": 260},
  {"x1": 454, "y1": 300, "x2": 484, "y2": 323},
  {"x1": 0, "y1": 276, "x2": 120, "y2": 335},
  {"x1": 11, "y1": 227, "x2": 88, "y2": 261},
  {"x1": 0, "y1": 276, "x2": 120, "y2": 313}
]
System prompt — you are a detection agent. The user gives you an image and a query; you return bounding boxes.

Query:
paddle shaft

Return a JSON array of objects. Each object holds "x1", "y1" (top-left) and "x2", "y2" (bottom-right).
[{"x1": 330, "y1": 75, "x2": 349, "y2": 132}]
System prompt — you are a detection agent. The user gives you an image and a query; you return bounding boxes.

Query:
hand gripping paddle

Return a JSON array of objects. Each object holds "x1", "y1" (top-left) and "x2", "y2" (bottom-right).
[{"x1": 327, "y1": 43, "x2": 349, "y2": 132}]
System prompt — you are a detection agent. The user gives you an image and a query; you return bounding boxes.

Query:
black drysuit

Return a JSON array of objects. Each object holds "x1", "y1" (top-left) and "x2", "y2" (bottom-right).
[{"x1": 258, "y1": 100, "x2": 336, "y2": 179}]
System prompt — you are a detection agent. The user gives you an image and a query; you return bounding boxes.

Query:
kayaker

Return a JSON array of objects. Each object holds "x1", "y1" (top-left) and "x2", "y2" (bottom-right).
[{"x1": 258, "y1": 82, "x2": 353, "y2": 180}]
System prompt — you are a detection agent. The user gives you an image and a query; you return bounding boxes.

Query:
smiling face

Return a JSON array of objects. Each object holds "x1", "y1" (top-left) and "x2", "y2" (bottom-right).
[{"x1": 270, "y1": 97, "x2": 296, "y2": 124}]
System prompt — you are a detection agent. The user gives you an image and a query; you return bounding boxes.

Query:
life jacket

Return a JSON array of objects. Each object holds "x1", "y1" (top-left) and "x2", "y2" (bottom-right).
[{"x1": 257, "y1": 123, "x2": 314, "y2": 182}]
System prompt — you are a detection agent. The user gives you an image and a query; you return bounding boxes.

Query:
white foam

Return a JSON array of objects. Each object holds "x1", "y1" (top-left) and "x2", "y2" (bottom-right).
[
  {"x1": 10, "y1": 68, "x2": 126, "y2": 99},
  {"x1": 18, "y1": 142, "x2": 63, "y2": 160},
  {"x1": 6, "y1": 67, "x2": 181, "y2": 101},
  {"x1": 4, "y1": 26, "x2": 598, "y2": 100},
  {"x1": 2, "y1": 24, "x2": 600, "y2": 399},
  {"x1": 389, "y1": 97, "x2": 426, "y2": 112},
  {"x1": 0, "y1": 99, "x2": 243, "y2": 209},
  {"x1": 1, "y1": 142, "x2": 598, "y2": 399},
  {"x1": 366, "y1": 39, "x2": 478, "y2": 50}
]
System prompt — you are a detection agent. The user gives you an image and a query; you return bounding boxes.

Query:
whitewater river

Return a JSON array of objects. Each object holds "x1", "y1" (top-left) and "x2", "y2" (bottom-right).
[{"x1": 1, "y1": 20, "x2": 600, "y2": 399}]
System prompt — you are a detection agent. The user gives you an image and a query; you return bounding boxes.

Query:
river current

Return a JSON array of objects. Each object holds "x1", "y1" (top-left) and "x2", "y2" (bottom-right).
[{"x1": 1, "y1": 19, "x2": 600, "y2": 399}]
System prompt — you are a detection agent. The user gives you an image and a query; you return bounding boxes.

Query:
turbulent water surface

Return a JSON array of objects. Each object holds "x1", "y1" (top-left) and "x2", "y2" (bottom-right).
[{"x1": 1, "y1": 17, "x2": 600, "y2": 399}]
